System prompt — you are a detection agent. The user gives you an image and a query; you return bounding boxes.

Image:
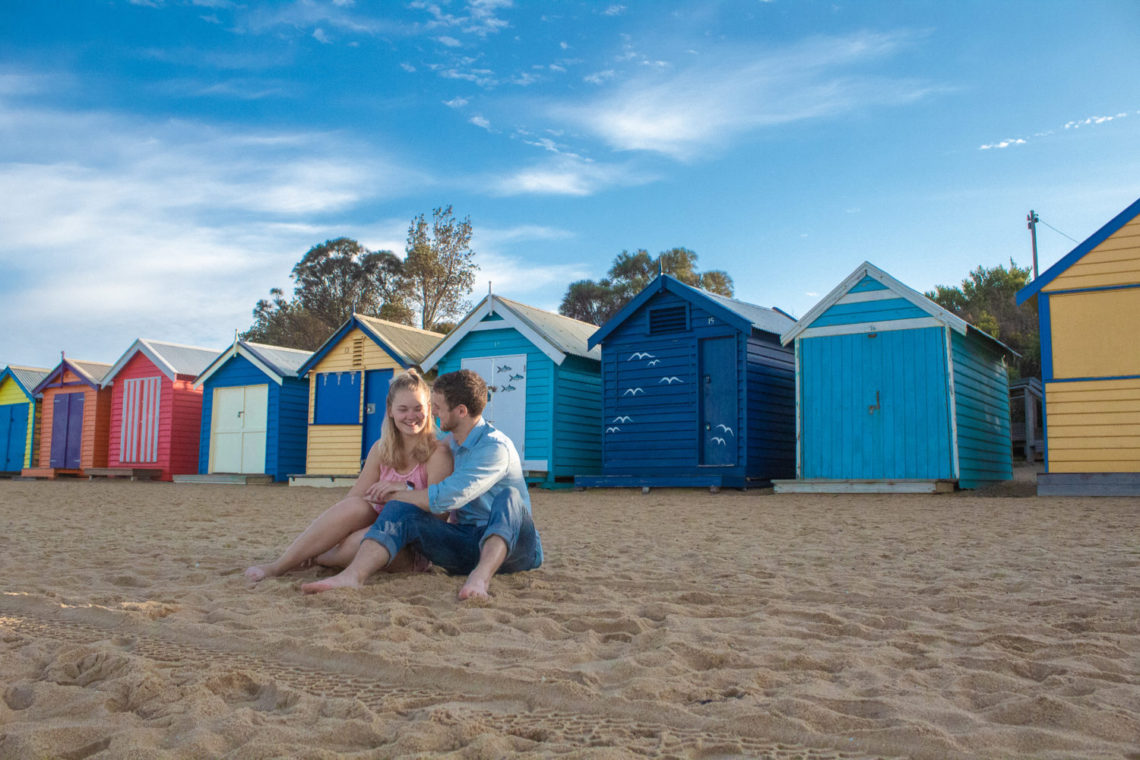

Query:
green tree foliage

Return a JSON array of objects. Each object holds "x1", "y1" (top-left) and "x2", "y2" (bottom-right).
[
  {"x1": 559, "y1": 247, "x2": 734, "y2": 325},
  {"x1": 925, "y1": 259, "x2": 1040, "y2": 379},
  {"x1": 403, "y1": 206, "x2": 478, "y2": 330},
  {"x1": 242, "y1": 237, "x2": 410, "y2": 350}
]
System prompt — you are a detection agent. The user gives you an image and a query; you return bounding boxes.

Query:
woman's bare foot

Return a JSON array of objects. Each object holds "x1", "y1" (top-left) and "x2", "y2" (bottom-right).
[
  {"x1": 301, "y1": 571, "x2": 363, "y2": 594},
  {"x1": 244, "y1": 564, "x2": 275, "y2": 582}
]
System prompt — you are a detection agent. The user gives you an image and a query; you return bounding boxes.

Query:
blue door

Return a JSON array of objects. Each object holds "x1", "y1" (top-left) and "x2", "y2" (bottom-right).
[
  {"x1": 50, "y1": 392, "x2": 85, "y2": 469},
  {"x1": 1, "y1": 403, "x2": 28, "y2": 470},
  {"x1": 699, "y1": 336, "x2": 738, "y2": 466},
  {"x1": 362, "y1": 369, "x2": 393, "y2": 459}
]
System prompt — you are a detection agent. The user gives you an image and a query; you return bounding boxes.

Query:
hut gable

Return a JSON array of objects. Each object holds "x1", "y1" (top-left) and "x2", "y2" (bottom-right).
[{"x1": 1016, "y1": 197, "x2": 1140, "y2": 486}]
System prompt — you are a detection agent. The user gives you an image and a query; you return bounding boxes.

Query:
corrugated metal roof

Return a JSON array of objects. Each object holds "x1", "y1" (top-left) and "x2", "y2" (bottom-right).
[
  {"x1": 242, "y1": 342, "x2": 312, "y2": 378},
  {"x1": 142, "y1": 340, "x2": 222, "y2": 377},
  {"x1": 495, "y1": 296, "x2": 601, "y2": 361},
  {"x1": 70, "y1": 360, "x2": 113, "y2": 384},
  {"x1": 356, "y1": 314, "x2": 443, "y2": 365},
  {"x1": 5, "y1": 365, "x2": 50, "y2": 394},
  {"x1": 676, "y1": 280, "x2": 797, "y2": 335}
]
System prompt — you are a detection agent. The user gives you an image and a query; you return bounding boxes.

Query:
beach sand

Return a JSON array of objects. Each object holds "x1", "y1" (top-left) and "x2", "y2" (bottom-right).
[{"x1": 1, "y1": 471, "x2": 1137, "y2": 759}]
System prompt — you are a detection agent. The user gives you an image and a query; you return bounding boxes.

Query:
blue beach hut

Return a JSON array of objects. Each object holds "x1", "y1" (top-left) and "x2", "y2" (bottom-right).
[
  {"x1": 0, "y1": 365, "x2": 50, "y2": 473},
  {"x1": 576, "y1": 274, "x2": 797, "y2": 490},
  {"x1": 777, "y1": 261, "x2": 1015, "y2": 493},
  {"x1": 192, "y1": 340, "x2": 313, "y2": 482},
  {"x1": 421, "y1": 294, "x2": 602, "y2": 488}
]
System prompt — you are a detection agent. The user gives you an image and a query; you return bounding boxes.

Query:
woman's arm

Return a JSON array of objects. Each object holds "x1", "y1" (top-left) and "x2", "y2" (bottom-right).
[{"x1": 347, "y1": 440, "x2": 384, "y2": 498}]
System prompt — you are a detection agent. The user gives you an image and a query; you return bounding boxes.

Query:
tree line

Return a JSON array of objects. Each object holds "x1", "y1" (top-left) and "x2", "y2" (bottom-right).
[{"x1": 242, "y1": 208, "x2": 1038, "y2": 379}]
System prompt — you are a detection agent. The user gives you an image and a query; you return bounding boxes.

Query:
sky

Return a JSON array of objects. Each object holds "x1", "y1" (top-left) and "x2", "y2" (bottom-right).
[{"x1": 2, "y1": 0, "x2": 1139, "y2": 370}]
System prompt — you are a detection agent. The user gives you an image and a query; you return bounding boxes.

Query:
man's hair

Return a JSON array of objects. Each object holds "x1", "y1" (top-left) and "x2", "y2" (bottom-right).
[{"x1": 432, "y1": 369, "x2": 488, "y2": 417}]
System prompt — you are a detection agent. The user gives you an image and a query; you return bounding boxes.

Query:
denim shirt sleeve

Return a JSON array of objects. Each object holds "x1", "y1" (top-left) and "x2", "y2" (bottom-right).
[{"x1": 427, "y1": 437, "x2": 509, "y2": 514}]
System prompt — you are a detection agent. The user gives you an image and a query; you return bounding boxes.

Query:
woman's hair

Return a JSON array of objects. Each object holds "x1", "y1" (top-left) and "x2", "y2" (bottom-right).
[{"x1": 376, "y1": 369, "x2": 436, "y2": 471}]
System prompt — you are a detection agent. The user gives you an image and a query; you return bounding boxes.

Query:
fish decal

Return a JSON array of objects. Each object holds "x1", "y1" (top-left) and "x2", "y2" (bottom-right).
[
  {"x1": 509, "y1": 373, "x2": 524, "y2": 381},
  {"x1": 496, "y1": 364, "x2": 512, "y2": 373},
  {"x1": 500, "y1": 384, "x2": 516, "y2": 392}
]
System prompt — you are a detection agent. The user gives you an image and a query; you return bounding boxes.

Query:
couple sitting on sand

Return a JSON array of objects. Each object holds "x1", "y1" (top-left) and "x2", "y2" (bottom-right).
[{"x1": 245, "y1": 368, "x2": 542, "y2": 600}]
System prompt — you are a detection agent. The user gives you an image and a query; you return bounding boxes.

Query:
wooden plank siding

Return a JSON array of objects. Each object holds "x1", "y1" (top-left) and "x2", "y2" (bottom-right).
[
  {"x1": 1049, "y1": 287, "x2": 1140, "y2": 379},
  {"x1": 1045, "y1": 378, "x2": 1140, "y2": 472},
  {"x1": 36, "y1": 369, "x2": 112, "y2": 472},
  {"x1": 0, "y1": 376, "x2": 37, "y2": 469},
  {"x1": 745, "y1": 334, "x2": 796, "y2": 480},
  {"x1": 305, "y1": 327, "x2": 404, "y2": 475},
  {"x1": 551, "y1": 356, "x2": 602, "y2": 478},
  {"x1": 1041, "y1": 216, "x2": 1140, "y2": 292},
  {"x1": 951, "y1": 330, "x2": 1012, "y2": 487}
]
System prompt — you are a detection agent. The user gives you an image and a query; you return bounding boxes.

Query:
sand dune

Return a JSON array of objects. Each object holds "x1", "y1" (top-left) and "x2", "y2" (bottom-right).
[{"x1": 1, "y1": 473, "x2": 1137, "y2": 758}]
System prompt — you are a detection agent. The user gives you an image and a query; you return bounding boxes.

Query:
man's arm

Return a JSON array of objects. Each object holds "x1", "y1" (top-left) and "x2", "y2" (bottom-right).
[{"x1": 426, "y1": 439, "x2": 510, "y2": 515}]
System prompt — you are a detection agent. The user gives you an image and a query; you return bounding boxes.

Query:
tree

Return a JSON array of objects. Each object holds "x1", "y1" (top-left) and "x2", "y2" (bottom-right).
[
  {"x1": 241, "y1": 237, "x2": 410, "y2": 350},
  {"x1": 559, "y1": 247, "x2": 734, "y2": 325},
  {"x1": 926, "y1": 259, "x2": 1039, "y2": 379},
  {"x1": 403, "y1": 206, "x2": 478, "y2": 330}
]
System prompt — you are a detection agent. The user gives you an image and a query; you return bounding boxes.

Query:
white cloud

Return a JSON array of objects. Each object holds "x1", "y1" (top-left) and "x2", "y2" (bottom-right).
[
  {"x1": 312, "y1": 27, "x2": 332, "y2": 44},
  {"x1": 584, "y1": 69, "x2": 615, "y2": 85},
  {"x1": 491, "y1": 156, "x2": 651, "y2": 196},
  {"x1": 437, "y1": 35, "x2": 462, "y2": 47},
  {"x1": 980, "y1": 111, "x2": 1129, "y2": 151},
  {"x1": 979, "y1": 138, "x2": 1026, "y2": 150},
  {"x1": 1064, "y1": 112, "x2": 1128, "y2": 129},
  {"x1": 410, "y1": 0, "x2": 512, "y2": 38},
  {"x1": 443, "y1": 96, "x2": 469, "y2": 108},
  {"x1": 560, "y1": 41, "x2": 569, "y2": 50},
  {"x1": 400, "y1": 62, "x2": 416, "y2": 73},
  {"x1": 470, "y1": 114, "x2": 492, "y2": 130},
  {"x1": 554, "y1": 32, "x2": 931, "y2": 160},
  {"x1": 602, "y1": 5, "x2": 626, "y2": 16}
]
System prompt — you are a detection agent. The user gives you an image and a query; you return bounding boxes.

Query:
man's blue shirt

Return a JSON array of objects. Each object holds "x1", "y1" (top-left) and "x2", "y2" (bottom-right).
[{"x1": 427, "y1": 417, "x2": 532, "y2": 526}]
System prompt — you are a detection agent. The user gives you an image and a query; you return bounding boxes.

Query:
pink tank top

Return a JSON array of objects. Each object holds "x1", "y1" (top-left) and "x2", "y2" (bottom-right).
[{"x1": 372, "y1": 461, "x2": 428, "y2": 513}]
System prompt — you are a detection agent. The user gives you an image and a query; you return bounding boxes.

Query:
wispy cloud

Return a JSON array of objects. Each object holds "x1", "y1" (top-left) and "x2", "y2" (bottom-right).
[
  {"x1": 470, "y1": 114, "x2": 492, "y2": 130},
  {"x1": 979, "y1": 111, "x2": 1130, "y2": 150},
  {"x1": 443, "y1": 96, "x2": 469, "y2": 108},
  {"x1": 602, "y1": 5, "x2": 626, "y2": 16},
  {"x1": 437, "y1": 35, "x2": 462, "y2": 47},
  {"x1": 584, "y1": 69, "x2": 615, "y2": 85},
  {"x1": 491, "y1": 156, "x2": 652, "y2": 196},
  {"x1": 312, "y1": 27, "x2": 332, "y2": 44},
  {"x1": 553, "y1": 32, "x2": 931, "y2": 160},
  {"x1": 410, "y1": 0, "x2": 512, "y2": 38}
]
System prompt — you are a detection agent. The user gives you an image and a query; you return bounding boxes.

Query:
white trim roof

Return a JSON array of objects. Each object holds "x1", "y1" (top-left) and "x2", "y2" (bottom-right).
[
  {"x1": 194, "y1": 340, "x2": 312, "y2": 387},
  {"x1": 104, "y1": 338, "x2": 222, "y2": 384}
]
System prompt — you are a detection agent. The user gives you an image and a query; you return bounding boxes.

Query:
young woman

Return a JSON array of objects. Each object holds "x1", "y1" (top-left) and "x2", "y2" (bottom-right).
[{"x1": 244, "y1": 369, "x2": 452, "y2": 582}]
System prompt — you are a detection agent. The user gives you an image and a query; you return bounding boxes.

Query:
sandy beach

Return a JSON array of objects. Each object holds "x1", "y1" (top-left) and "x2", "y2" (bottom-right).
[{"x1": 1, "y1": 472, "x2": 1137, "y2": 759}]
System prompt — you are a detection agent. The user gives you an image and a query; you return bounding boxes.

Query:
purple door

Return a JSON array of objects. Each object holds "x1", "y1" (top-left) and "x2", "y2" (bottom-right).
[{"x1": 50, "y1": 392, "x2": 85, "y2": 469}]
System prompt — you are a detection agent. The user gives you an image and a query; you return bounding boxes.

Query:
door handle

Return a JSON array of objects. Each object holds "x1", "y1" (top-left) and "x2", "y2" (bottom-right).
[{"x1": 868, "y1": 391, "x2": 880, "y2": 414}]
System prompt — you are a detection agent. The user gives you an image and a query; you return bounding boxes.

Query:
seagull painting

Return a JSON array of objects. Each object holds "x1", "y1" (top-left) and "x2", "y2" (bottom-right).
[
  {"x1": 711, "y1": 436, "x2": 727, "y2": 446},
  {"x1": 715, "y1": 424, "x2": 735, "y2": 436},
  {"x1": 606, "y1": 426, "x2": 621, "y2": 433},
  {"x1": 628, "y1": 352, "x2": 656, "y2": 361},
  {"x1": 659, "y1": 376, "x2": 682, "y2": 384},
  {"x1": 612, "y1": 415, "x2": 632, "y2": 423},
  {"x1": 647, "y1": 359, "x2": 661, "y2": 366},
  {"x1": 623, "y1": 387, "x2": 644, "y2": 396}
]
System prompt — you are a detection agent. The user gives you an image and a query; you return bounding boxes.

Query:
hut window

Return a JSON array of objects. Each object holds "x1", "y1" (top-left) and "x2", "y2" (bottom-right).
[{"x1": 649, "y1": 305, "x2": 688, "y2": 334}]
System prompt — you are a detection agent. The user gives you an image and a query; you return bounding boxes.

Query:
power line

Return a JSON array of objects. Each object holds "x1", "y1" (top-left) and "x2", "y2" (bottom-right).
[{"x1": 1037, "y1": 218, "x2": 1079, "y2": 243}]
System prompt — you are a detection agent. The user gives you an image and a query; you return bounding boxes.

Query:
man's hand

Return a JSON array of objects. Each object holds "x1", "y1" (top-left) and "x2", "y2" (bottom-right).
[{"x1": 363, "y1": 479, "x2": 407, "y2": 506}]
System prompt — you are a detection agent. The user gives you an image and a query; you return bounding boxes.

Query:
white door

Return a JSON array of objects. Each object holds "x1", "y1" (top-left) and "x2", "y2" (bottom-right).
[
  {"x1": 210, "y1": 385, "x2": 268, "y2": 473},
  {"x1": 461, "y1": 355, "x2": 526, "y2": 459}
]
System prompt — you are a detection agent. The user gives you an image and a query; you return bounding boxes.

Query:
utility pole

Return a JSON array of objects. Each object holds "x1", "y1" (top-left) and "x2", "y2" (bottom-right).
[{"x1": 1027, "y1": 210, "x2": 1040, "y2": 279}]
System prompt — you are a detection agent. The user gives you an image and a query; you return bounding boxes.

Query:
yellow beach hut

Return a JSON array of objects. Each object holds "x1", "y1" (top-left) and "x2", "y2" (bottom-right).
[
  {"x1": 1017, "y1": 196, "x2": 1140, "y2": 495},
  {"x1": 1, "y1": 365, "x2": 50, "y2": 473},
  {"x1": 292, "y1": 314, "x2": 443, "y2": 485}
]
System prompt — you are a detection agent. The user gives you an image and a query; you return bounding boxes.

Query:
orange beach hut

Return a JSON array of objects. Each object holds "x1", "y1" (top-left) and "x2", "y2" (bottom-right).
[{"x1": 24, "y1": 357, "x2": 113, "y2": 478}]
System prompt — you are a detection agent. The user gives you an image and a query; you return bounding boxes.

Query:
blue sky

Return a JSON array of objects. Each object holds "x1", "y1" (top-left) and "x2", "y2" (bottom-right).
[{"x1": 2, "y1": 0, "x2": 1138, "y2": 369}]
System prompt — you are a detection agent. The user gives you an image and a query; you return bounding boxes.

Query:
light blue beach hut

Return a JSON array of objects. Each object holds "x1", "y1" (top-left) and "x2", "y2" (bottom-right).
[
  {"x1": 777, "y1": 261, "x2": 1015, "y2": 493},
  {"x1": 193, "y1": 340, "x2": 312, "y2": 482},
  {"x1": 421, "y1": 294, "x2": 602, "y2": 488},
  {"x1": 576, "y1": 274, "x2": 797, "y2": 490}
]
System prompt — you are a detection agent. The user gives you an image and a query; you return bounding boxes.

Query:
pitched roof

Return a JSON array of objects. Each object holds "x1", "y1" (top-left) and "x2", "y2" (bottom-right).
[
  {"x1": 1017, "y1": 196, "x2": 1140, "y2": 304},
  {"x1": 422, "y1": 295, "x2": 601, "y2": 370},
  {"x1": 194, "y1": 340, "x2": 313, "y2": 387},
  {"x1": 104, "y1": 339, "x2": 222, "y2": 383},
  {"x1": 780, "y1": 261, "x2": 1016, "y2": 358},
  {"x1": 588, "y1": 274, "x2": 796, "y2": 349},
  {"x1": 0, "y1": 365, "x2": 50, "y2": 396},
  {"x1": 298, "y1": 314, "x2": 444, "y2": 377},
  {"x1": 32, "y1": 358, "x2": 114, "y2": 393}
]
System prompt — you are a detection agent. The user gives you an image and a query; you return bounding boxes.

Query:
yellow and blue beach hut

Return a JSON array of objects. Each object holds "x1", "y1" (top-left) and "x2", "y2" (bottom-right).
[{"x1": 0, "y1": 365, "x2": 50, "y2": 473}]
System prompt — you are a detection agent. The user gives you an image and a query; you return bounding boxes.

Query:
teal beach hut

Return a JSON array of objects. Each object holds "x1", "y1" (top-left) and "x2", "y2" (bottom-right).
[
  {"x1": 421, "y1": 294, "x2": 602, "y2": 488},
  {"x1": 777, "y1": 261, "x2": 1015, "y2": 493},
  {"x1": 193, "y1": 340, "x2": 312, "y2": 482},
  {"x1": 1, "y1": 365, "x2": 50, "y2": 473},
  {"x1": 576, "y1": 274, "x2": 797, "y2": 490}
]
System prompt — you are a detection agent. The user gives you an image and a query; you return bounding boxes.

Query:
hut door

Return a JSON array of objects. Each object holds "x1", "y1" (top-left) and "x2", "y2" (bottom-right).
[
  {"x1": 1, "y1": 403, "x2": 28, "y2": 470},
  {"x1": 699, "y1": 337, "x2": 738, "y2": 466},
  {"x1": 50, "y1": 392, "x2": 84, "y2": 469},
  {"x1": 461, "y1": 355, "x2": 527, "y2": 459},
  {"x1": 120, "y1": 377, "x2": 161, "y2": 463},
  {"x1": 210, "y1": 385, "x2": 268, "y2": 473},
  {"x1": 362, "y1": 369, "x2": 394, "y2": 459}
]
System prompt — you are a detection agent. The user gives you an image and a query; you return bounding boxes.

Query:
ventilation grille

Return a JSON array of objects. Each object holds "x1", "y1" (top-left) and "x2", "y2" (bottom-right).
[
  {"x1": 352, "y1": 337, "x2": 364, "y2": 368},
  {"x1": 649, "y1": 306, "x2": 687, "y2": 334}
]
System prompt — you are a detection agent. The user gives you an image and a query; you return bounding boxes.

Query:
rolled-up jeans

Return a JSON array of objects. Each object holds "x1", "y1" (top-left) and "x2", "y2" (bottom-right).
[{"x1": 362, "y1": 486, "x2": 543, "y2": 575}]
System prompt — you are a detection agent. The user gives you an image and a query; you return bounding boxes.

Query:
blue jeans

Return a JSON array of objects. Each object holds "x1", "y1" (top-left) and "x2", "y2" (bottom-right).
[{"x1": 362, "y1": 487, "x2": 543, "y2": 576}]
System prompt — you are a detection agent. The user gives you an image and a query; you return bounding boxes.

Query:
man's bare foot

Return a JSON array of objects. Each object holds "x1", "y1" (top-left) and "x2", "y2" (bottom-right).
[
  {"x1": 244, "y1": 565, "x2": 274, "y2": 582},
  {"x1": 457, "y1": 574, "x2": 491, "y2": 600},
  {"x1": 301, "y1": 572, "x2": 363, "y2": 594}
]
